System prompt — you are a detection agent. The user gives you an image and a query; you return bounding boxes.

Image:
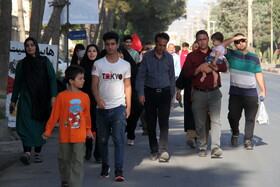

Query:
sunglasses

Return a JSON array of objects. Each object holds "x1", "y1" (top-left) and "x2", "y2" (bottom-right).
[{"x1": 234, "y1": 39, "x2": 246, "y2": 44}]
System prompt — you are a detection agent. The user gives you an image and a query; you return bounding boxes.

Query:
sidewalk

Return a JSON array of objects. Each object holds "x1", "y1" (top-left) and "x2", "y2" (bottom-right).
[
  {"x1": 0, "y1": 118, "x2": 22, "y2": 172},
  {"x1": 261, "y1": 63, "x2": 280, "y2": 74}
]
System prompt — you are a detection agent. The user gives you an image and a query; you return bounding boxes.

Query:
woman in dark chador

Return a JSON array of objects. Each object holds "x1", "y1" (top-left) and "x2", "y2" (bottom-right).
[
  {"x1": 9, "y1": 37, "x2": 57, "y2": 165},
  {"x1": 79, "y1": 44, "x2": 100, "y2": 162},
  {"x1": 71, "y1": 44, "x2": 85, "y2": 65}
]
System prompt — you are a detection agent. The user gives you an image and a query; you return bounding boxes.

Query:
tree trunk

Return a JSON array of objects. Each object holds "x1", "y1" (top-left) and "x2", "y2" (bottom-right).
[
  {"x1": 17, "y1": 0, "x2": 25, "y2": 41},
  {"x1": 92, "y1": 0, "x2": 104, "y2": 46},
  {"x1": 84, "y1": 24, "x2": 91, "y2": 46},
  {"x1": 29, "y1": 0, "x2": 45, "y2": 41},
  {"x1": 107, "y1": 9, "x2": 115, "y2": 32},
  {"x1": 0, "y1": 0, "x2": 12, "y2": 92},
  {"x1": 115, "y1": 11, "x2": 125, "y2": 33},
  {"x1": 40, "y1": 0, "x2": 66, "y2": 44}
]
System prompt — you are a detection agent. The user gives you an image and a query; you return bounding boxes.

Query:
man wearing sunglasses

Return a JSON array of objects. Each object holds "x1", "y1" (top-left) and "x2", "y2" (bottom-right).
[{"x1": 223, "y1": 33, "x2": 266, "y2": 150}]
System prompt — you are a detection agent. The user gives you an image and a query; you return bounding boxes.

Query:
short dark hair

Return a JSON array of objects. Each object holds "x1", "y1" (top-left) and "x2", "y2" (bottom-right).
[
  {"x1": 182, "y1": 42, "x2": 189, "y2": 47},
  {"x1": 175, "y1": 45, "x2": 181, "y2": 53},
  {"x1": 103, "y1": 31, "x2": 119, "y2": 44},
  {"x1": 123, "y1": 35, "x2": 133, "y2": 42},
  {"x1": 64, "y1": 65, "x2": 85, "y2": 84},
  {"x1": 234, "y1": 33, "x2": 245, "y2": 37},
  {"x1": 211, "y1": 32, "x2": 224, "y2": 42},
  {"x1": 196, "y1": 30, "x2": 209, "y2": 39},
  {"x1": 155, "y1": 32, "x2": 170, "y2": 43}
]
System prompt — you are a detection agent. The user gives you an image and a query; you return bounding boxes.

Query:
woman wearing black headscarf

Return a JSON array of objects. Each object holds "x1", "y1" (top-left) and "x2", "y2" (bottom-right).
[
  {"x1": 79, "y1": 44, "x2": 100, "y2": 162},
  {"x1": 9, "y1": 37, "x2": 57, "y2": 165},
  {"x1": 71, "y1": 44, "x2": 85, "y2": 65},
  {"x1": 118, "y1": 46, "x2": 143, "y2": 146}
]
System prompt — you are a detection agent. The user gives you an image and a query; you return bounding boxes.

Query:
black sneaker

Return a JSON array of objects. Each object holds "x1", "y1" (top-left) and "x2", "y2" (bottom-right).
[
  {"x1": 115, "y1": 168, "x2": 124, "y2": 182},
  {"x1": 100, "y1": 163, "x2": 110, "y2": 178},
  {"x1": 231, "y1": 135, "x2": 239, "y2": 147},
  {"x1": 244, "y1": 140, "x2": 253, "y2": 150}
]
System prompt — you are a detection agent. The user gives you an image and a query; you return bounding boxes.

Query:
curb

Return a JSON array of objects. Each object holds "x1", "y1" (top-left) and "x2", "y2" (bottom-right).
[
  {"x1": 0, "y1": 140, "x2": 22, "y2": 172},
  {"x1": 262, "y1": 68, "x2": 280, "y2": 74}
]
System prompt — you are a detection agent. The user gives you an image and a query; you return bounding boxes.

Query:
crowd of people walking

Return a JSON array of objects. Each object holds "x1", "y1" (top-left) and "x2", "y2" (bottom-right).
[{"x1": 9, "y1": 29, "x2": 266, "y2": 187}]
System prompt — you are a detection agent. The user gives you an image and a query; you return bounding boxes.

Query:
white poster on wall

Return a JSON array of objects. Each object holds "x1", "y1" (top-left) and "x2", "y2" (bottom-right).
[
  {"x1": 43, "y1": 0, "x2": 99, "y2": 24},
  {"x1": 6, "y1": 41, "x2": 58, "y2": 127}
]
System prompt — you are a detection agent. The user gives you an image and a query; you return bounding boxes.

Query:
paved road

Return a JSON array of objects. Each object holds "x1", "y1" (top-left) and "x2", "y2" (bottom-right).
[{"x1": 0, "y1": 72, "x2": 279, "y2": 187}]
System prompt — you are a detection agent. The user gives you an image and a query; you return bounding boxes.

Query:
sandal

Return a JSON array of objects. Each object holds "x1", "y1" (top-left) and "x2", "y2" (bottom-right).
[
  {"x1": 34, "y1": 153, "x2": 43, "y2": 163},
  {"x1": 19, "y1": 153, "x2": 30, "y2": 165},
  {"x1": 61, "y1": 181, "x2": 69, "y2": 187}
]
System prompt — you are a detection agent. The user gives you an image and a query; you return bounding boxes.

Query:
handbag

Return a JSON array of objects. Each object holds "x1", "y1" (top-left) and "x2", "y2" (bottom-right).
[{"x1": 256, "y1": 101, "x2": 269, "y2": 125}]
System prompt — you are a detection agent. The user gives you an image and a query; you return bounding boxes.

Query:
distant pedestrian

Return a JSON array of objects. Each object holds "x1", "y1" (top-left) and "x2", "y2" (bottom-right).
[
  {"x1": 71, "y1": 44, "x2": 85, "y2": 65},
  {"x1": 223, "y1": 33, "x2": 266, "y2": 150},
  {"x1": 136, "y1": 32, "x2": 175, "y2": 162},
  {"x1": 43, "y1": 65, "x2": 94, "y2": 187},
  {"x1": 167, "y1": 43, "x2": 181, "y2": 108},
  {"x1": 123, "y1": 35, "x2": 140, "y2": 63},
  {"x1": 180, "y1": 42, "x2": 189, "y2": 68},
  {"x1": 191, "y1": 41, "x2": 199, "y2": 51},
  {"x1": 183, "y1": 30, "x2": 227, "y2": 158},
  {"x1": 79, "y1": 44, "x2": 100, "y2": 162},
  {"x1": 9, "y1": 37, "x2": 57, "y2": 165},
  {"x1": 175, "y1": 45, "x2": 181, "y2": 55},
  {"x1": 92, "y1": 31, "x2": 131, "y2": 181}
]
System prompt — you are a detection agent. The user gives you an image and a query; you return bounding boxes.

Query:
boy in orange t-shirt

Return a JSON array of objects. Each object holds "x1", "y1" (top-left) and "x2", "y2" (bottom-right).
[{"x1": 42, "y1": 65, "x2": 94, "y2": 187}]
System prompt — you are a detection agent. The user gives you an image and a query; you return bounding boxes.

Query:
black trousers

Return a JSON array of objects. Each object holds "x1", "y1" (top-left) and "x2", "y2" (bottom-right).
[
  {"x1": 228, "y1": 94, "x2": 259, "y2": 141},
  {"x1": 126, "y1": 98, "x2": 143, "y2": 140},
  {"x1": 85, "y1": 94, "x2": 100, "y2": 160},
  {"x1": 23, "y1": 146, "x2": 42, "y2": 153},
  {"x1": 144, "y1": 87, "x2": 171, "y2": 154}
]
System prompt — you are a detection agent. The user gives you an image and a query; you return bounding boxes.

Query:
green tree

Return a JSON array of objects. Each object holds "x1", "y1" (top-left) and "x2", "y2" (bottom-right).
[
  {"x1": 273, "y1": 0, "x2": 280, "y2": 42},
  {"x1": 211, "y1": 0, "x2": 278, "y2": 56},
  {"x1": 125, "y1": 0, "x2": 186, "y2": 43}
]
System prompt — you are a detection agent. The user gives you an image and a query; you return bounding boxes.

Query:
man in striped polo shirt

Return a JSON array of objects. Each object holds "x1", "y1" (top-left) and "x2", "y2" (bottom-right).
[{"x1": 223, "y1": 33, "x2": 266, "y2": 150}]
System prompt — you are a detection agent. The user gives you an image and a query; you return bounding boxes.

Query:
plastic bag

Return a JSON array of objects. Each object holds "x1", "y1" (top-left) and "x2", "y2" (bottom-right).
[{"x1": 256, "y1": 101, "x2": 269, "y2": 125}]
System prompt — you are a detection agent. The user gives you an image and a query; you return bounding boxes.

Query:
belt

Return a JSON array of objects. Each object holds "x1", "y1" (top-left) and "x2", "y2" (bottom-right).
[
  {"x1": 194, "y1": 86, "x2": 219, "y2": 92},
  {"x1": 145, "y1": 86, "x2": 170, "y2": 93}
]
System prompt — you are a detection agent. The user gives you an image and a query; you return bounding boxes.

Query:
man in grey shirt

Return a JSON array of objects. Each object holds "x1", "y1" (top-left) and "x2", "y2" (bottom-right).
[{"x1": 136, "y1": 32, "x2": 175, "y2": 162}]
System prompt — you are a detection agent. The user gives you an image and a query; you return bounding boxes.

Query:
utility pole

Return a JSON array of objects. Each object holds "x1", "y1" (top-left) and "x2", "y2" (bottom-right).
[
  {"x1": 207, "y1": 2, "x2": 211, "y2": 35},
  {"x1": 270, "y1": 0, "x2": 273, "y2": 64},
  {"x1": 247, "y1": 0, "x2": 253, "y2": 47},
  {"x1": 66, "y1": 0, "x2": 70, "y2": 67}
]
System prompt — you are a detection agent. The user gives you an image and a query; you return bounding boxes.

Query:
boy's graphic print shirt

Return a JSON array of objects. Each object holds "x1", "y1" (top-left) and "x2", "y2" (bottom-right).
[{"x1": 45, "y1": 91, "x2": 91, "y2": 143}]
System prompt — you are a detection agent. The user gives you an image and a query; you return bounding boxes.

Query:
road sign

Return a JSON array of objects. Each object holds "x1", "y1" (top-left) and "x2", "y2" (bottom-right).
[{"x1": 67, "y1": 31, "x2": 86, "y2": 40}]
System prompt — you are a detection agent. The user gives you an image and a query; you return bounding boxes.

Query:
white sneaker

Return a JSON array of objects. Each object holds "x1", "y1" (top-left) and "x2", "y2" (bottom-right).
[{"x1": 127, "y1": 139, "x2": 134, "y2": 146}]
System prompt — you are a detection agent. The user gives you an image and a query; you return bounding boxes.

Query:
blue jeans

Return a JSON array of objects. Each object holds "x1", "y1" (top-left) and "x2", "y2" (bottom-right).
[
  {"x1": 205, "y1": 56, "x2": 223, "y2": 64},
  {"x1": 96, "y1": 105, "x2": 126, "y2": 169}
]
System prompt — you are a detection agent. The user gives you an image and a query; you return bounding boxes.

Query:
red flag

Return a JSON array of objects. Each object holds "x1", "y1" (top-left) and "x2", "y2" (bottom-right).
[{"x1": 131, "y1": 33, "x2": 142, "y2": 52}]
